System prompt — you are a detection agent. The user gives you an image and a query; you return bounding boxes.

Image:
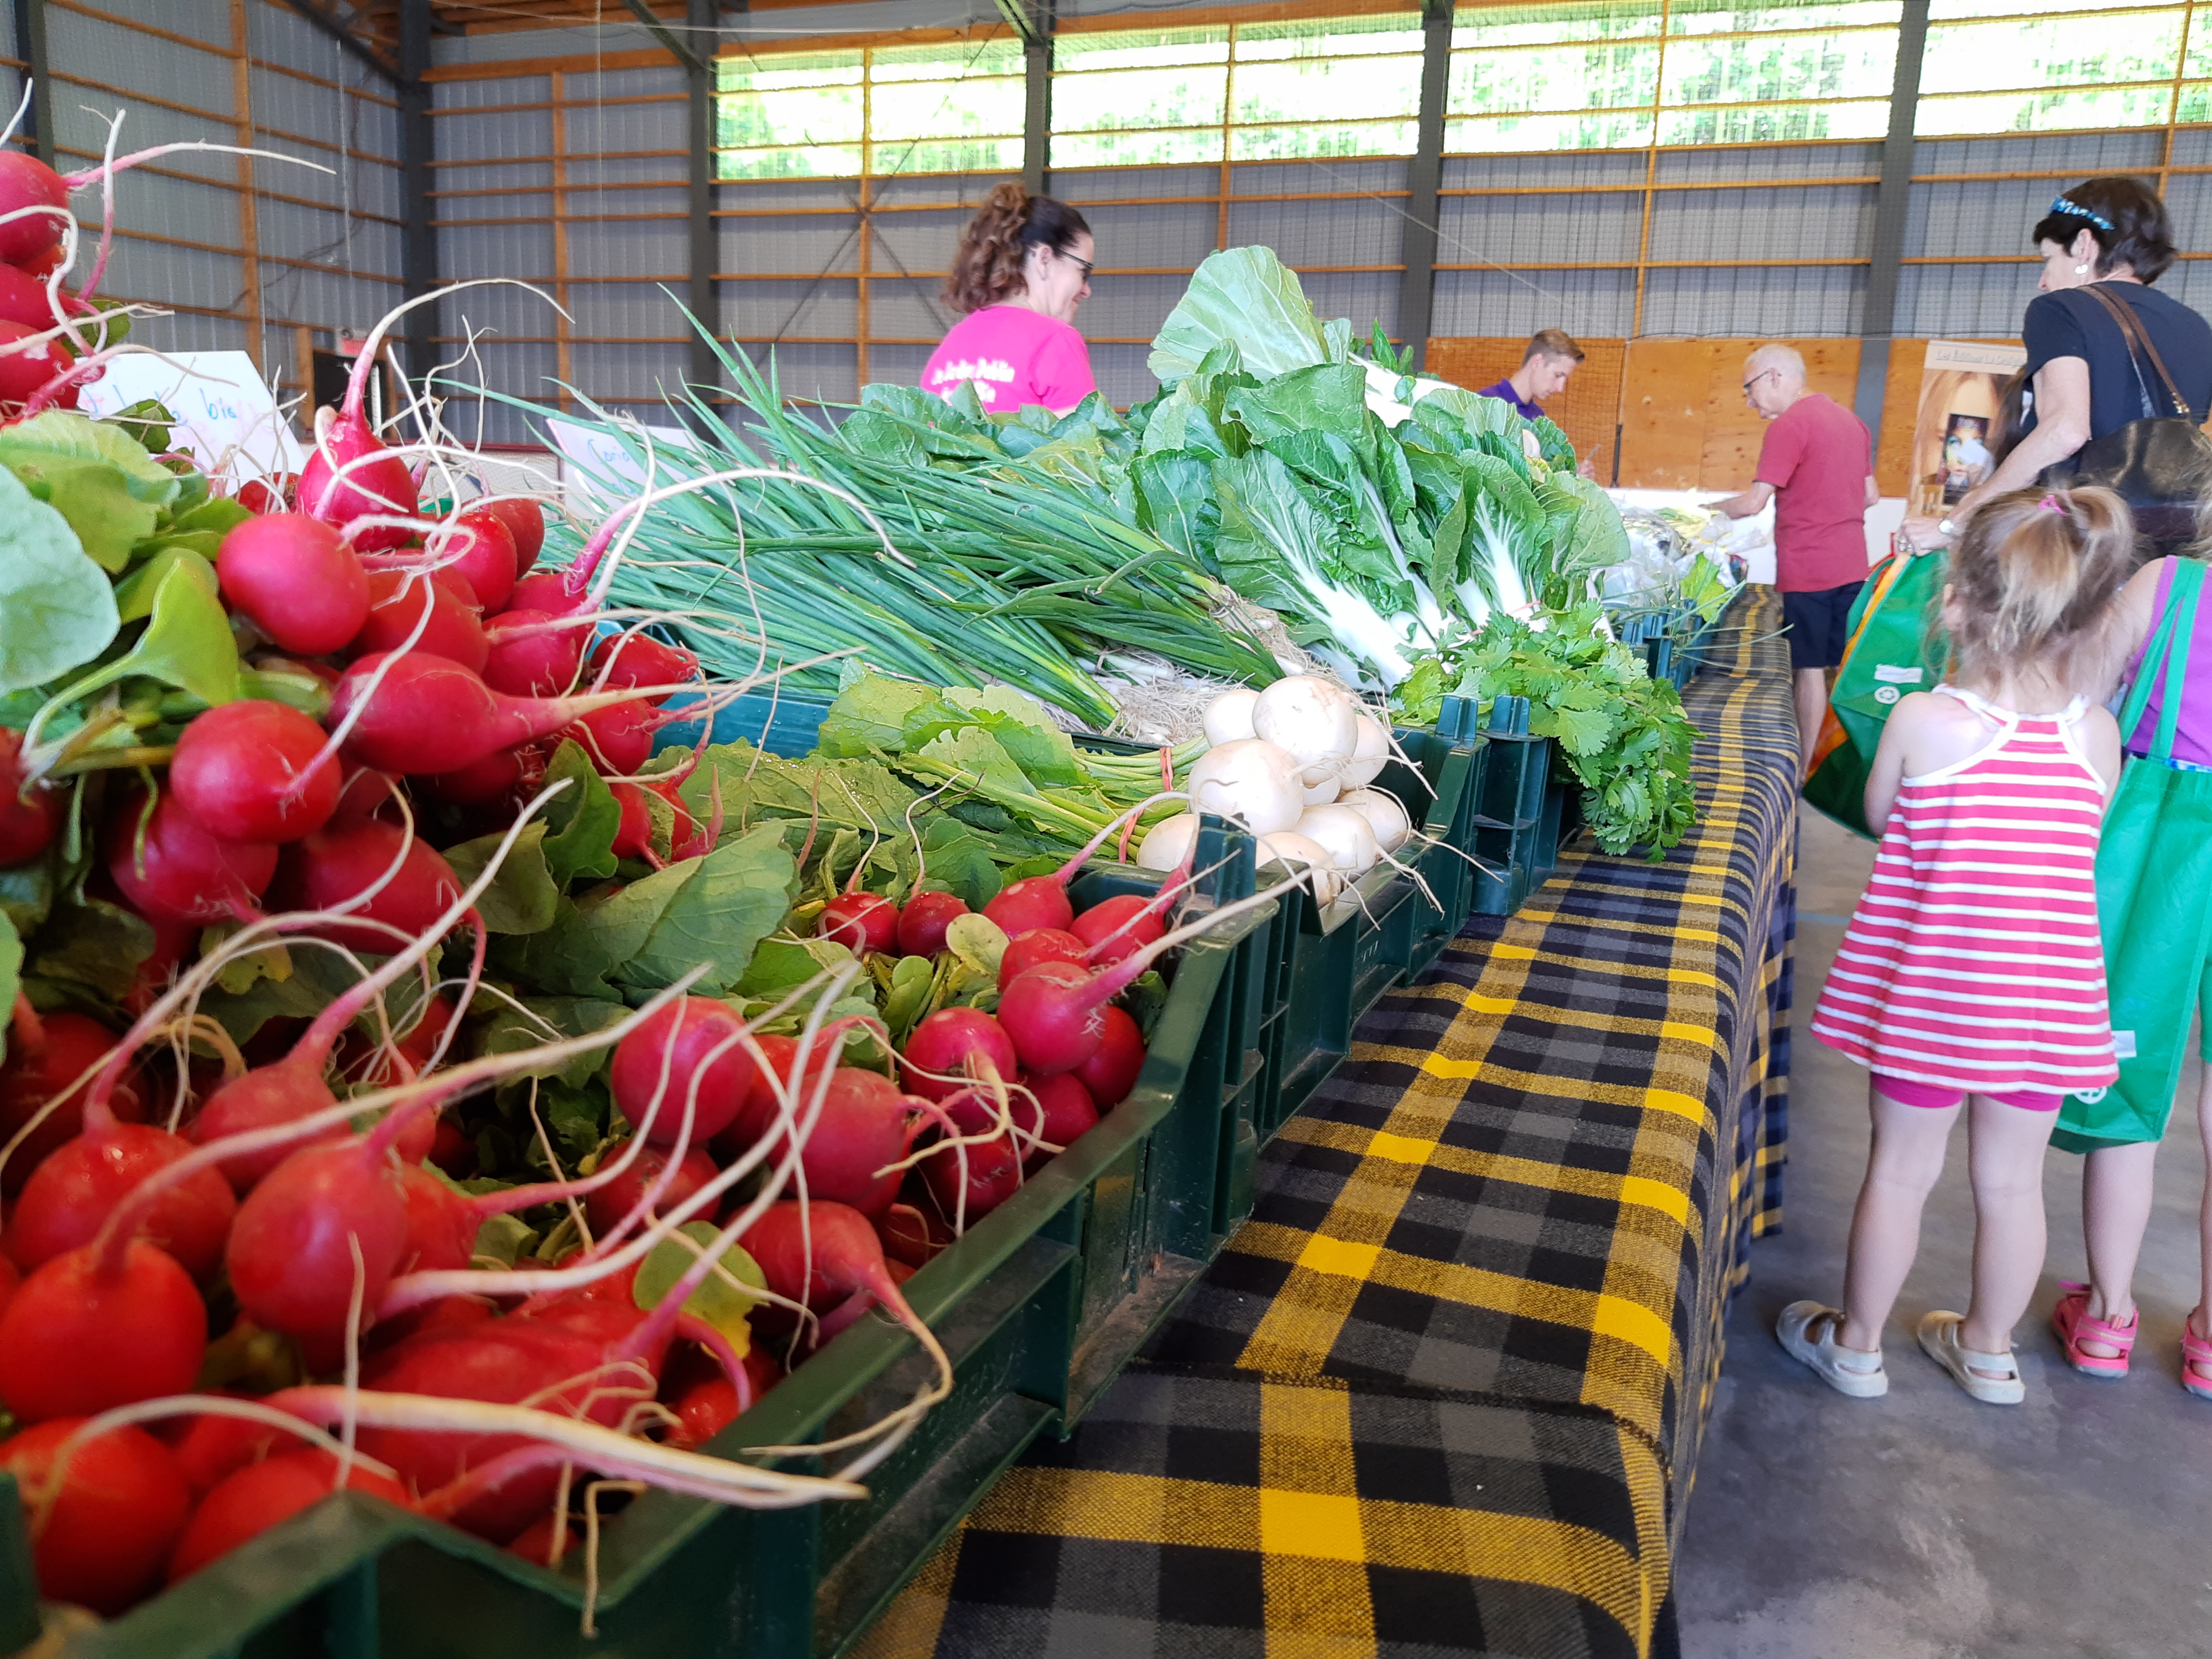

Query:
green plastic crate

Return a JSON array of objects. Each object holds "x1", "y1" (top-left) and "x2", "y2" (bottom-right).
[
  {"x1": 1442, "y1": 693, "x2": 1556, "y2": 917},
  {"x1": 1, "y1": 853, "x2": 1274, "y2": 1659}
]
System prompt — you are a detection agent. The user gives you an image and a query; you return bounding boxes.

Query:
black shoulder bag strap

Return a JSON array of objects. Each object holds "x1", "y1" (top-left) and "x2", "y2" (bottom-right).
[{"x1": 2083, "y1": 283, "x2": 2193, "y2": 420}]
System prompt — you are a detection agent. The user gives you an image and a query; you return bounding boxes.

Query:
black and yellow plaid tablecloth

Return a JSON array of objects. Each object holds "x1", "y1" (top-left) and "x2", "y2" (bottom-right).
[{"x1": 859, "y1": 592, "x2": 1799, "y2": 1659}]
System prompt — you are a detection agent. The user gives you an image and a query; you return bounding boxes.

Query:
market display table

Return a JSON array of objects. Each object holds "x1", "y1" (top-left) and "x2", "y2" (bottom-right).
[{"x1": 859, "y1": 593, "x2": 1799, "y2": 1659}]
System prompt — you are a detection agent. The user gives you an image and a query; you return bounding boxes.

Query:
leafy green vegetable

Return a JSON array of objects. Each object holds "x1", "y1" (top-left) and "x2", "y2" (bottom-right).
[
  {"x1": 0, "y1": 413, "x2": 181, "y2": 505},
  {"x1": 1150, "y1": 247, "x2": 1348, "y2": 383},
  {"x1": 0, "y1": 467, "x2": 119, "y2": 694},
  {"x1": 539, "y1": 739, "x2": 623, "y2": 888},
  {"x1": 1395, "y1": 604, "x2": 1699, "y2": 859},
  {"x1": 634, "y1": 1221, "x2": 766, "y2": 1348},
  {"x1": 443, "y1": 821, "x2": 560, "y2": 935}
]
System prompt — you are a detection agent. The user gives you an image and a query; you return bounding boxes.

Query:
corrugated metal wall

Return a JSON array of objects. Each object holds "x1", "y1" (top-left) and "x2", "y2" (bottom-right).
[{"x1": 13, "y1": 1, "x2": 2212, "y2": 436}]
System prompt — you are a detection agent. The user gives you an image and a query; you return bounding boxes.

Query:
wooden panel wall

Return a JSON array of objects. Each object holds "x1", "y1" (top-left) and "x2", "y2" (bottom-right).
[
  {"x1": 1432, "y1": 333, "x2": 1926, "y2": 492},
  {"x1": 1422, "y1": 337, "x2": 1626, "y2": 479}
]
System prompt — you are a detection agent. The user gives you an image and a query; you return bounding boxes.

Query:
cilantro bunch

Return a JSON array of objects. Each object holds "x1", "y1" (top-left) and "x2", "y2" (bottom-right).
[{"x1": 1391, "y1": 604, "x2": 1699, "y2": 859}]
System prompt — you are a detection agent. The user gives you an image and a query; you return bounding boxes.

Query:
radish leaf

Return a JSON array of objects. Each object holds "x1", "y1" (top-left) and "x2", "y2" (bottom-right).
[{"x1": 0, "y1": 467, "x2": 119, "y2": 693}]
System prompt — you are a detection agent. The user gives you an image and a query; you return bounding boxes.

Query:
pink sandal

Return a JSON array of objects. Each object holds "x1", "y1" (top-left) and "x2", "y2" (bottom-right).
[
  {"x1": 2182, "y1": 1315, "x2": 2212, "y2": 1402},
  {"x1": 2051, "y1": 1282, "x2": 2136, "y2": 1379}
]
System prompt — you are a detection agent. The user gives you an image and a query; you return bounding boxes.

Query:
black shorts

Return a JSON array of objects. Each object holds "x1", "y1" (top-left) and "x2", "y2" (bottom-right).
[{"x1": 1781, "y1": 581, "x2": 1864, "y2": 672}]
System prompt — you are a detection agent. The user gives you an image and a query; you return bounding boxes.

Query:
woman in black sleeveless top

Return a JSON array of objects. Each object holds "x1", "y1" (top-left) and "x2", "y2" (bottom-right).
[{"x1": 1903, "y1": 177, "x2": 2212, "y2": 553}]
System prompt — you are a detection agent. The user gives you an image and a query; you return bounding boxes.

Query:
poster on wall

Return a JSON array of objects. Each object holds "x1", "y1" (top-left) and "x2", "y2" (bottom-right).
[{"x1": 1908, "y1": 340, "x2": 2027, "y2": 516}]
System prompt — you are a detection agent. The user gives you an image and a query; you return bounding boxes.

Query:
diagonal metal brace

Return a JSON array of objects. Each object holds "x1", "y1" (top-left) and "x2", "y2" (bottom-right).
[
  {"x1": 993, "y1": 0, "x2": 1043, "y2": 49},
  {"x1": 620, "y1": 0, "x2": 709, "y2": 76},
  {"x1": 274, "y1": 0, "x2": 401, "y2": 85}
]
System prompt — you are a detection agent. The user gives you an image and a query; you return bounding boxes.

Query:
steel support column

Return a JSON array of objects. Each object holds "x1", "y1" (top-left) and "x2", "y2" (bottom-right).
[
  {"x1": 1396, "y1": 0, "x2": 1453, "y2": 372},
  {"x1": 687, "y1": 0, "x2": 723, "y2": 401},
  {"x1": 397, "y1": 0, "x2": 436, "y2": 390},
  {"x1": 12, "y1": 0, "x2": 54, "y2": 169},
  {"x1": 1853, "y1": 0, "x2": 1931, "y2": 437}
]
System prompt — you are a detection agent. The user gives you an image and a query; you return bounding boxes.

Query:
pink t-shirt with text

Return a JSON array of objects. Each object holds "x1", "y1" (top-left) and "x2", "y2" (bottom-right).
[{"x1": 922, "y1": 305, "x2": 1097, "y2": 414}]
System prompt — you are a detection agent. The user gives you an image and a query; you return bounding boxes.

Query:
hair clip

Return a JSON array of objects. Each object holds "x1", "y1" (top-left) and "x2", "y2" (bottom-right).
[
  {"x1": 2037, "y1": 492, "x2": 2070, "y2": 514},
  {"x1": 2050, "y1": 194, "x2": 2116, "y2": 232}
]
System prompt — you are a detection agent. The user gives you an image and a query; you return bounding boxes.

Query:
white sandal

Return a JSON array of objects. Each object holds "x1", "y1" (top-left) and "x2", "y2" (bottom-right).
[
  {"x1": 1917, "y1": 1310, "x2": 2025, "y2": 1405},
  {"x1": 1777, "y1": 1301, "x2": 1888, "y2": 1398}
]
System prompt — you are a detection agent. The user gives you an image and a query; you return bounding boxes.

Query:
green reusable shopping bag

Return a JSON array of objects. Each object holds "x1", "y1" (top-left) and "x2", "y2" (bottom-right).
[
  {"x1": 2056, "y1": 558, "x2": 2212, "y2": 1152},
  {"x1": 1802, "y1": 550, "x2": 1949, "y2": 838}
]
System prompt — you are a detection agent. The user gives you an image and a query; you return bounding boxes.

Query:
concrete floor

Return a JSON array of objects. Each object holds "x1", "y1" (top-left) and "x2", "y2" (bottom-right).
[{"x1": 1676, "y1": 807, "x2": 2212, "y2": 1659}]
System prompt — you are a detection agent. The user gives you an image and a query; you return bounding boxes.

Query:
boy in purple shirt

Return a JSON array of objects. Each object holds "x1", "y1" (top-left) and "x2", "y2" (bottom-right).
[{"x1": 1478, "y1": 330, "x2": 1593, "y2": 474}]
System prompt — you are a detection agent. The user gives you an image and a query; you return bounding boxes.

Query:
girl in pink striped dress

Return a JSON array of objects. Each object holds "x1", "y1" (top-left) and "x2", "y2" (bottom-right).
[{"x1": 1785, "y1": 487, "x2": 2135, "y2": 1405}]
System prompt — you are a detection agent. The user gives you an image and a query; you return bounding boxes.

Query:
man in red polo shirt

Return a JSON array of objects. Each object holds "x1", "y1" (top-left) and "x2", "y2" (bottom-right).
[{"x1": 1707, "y1": 343, "x2": 1876, "y2": 781}]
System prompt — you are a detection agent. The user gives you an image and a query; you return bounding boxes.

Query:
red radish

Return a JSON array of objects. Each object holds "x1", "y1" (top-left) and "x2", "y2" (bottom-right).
[
  {"x1": 1015, "y1": 1070, "x2": 1100, "y2": 1169},
  {"x1": 395, "y1": 1161, "x2": 478, "y2": 1274},
  {"x1": 0, "y1": 152, "x2": 70, "y2": 265},
  {"x1": 349, "y1": 568, "x2": 490, "y2": 672},
  {"x1": 583, "y1": 1142, "x2": 716, "y2": 1238},
  {"x1": 608, "y1": 996, "x2": 758, "y2": 1147},
  {"x1": 557, "y1": 699, "x2": 655, "y2": 775},
  {"x1": 896, "y1": 890, "x2": 968, "y2": 959},
  {"x1": 507, "y1": 1511, "x2": 577, "y2": 1565},
  {"x1": 15, "y1": 243, "x2": 65, "y2": 281},
  {"x1": 991, "y1": 877, "x2": 1297, "y2": 1079},
  {"x1": 424, "y1": 745, "x2": 526, "y2": 807},
  {"x1": 899, "y1": 1007, "x2": 1016, "y2": 1104},
  {"x1": 122, "y1": 912, "x2": 200, "y2": 1019},
  {"x1": 326, "y1": 651, "x2": 632, "y2": 777},
  {"x1": 7, "y1": 1120, "x2": 237, "y2": 1280},
  {"x1": 331, "y1": 765, "x2": 396, "y2": 826},
  {"x1": 169, "y1": 700, "x2": 341, "y2": 844},
  {"x1": 225, "y1": 1140, "x2": 410, "y2": 1340},
  {"x1": 982, "y1": 876, "x2": 1074, "y2": 938},
  {"x1": 997, "y1": 926, "x2": 1087, "y2": 991},
  {"x1": 590, "y1": 633, "x2": 699, "y2": 706},
  {"x1": 216, "y1": 514, "x2": 372, "y2": 656},
  {"x1": 1, "y1": 726, "x2": 64, "y2": 865},
  {"x1": 267, "y1": 817, "x2": 463, "y2": 954},
  {"x1": 0, "y1": 263, "x2": 61, "y2": 330},
  {"x1": 105, "y1": 786, "x2": 278, "y2": 926},
  {"x1": 0, "y1": 1417, "x2": 192, "y2": 1615},
  {"x1": 736, "y1": 1200, "x2": 926, "y2": 1340},
  {"x1": 649, "y1": 775, "x2": 717, "y2": 863},
  {"x1": 298, "y1": 396, "x2": 417, "y2": 554},
  {"x1": 233, "y1": 476, "x2": 291, "y2": 515},
  {"x1": 665, "y1": 1374, "x2": 742, "y2": 1451},
  {"x1": 877, "y1": 1203, "x2": 944, "y2": 1269},
  {"x1": 0, "y1": 1252, "x2": 15, "y2": 1318},
  {"x1": 609, "y1": 780, "x2": 652, "y2": 858},
  {"x1": 482, "y1": 610, "x2": 588, "y2": 697},
  {"x1": 919, "y1": 1125, "x2": 1024, "y2": 1222},
  {"x1": 508, "y1": 569, "x2": 578, "y2": 617},
  {"x1": 348, "y1": 1292, "x2": 675, "y2": 1541},
  {"x1": 170, "y1": 1405, "x2": 284, "y2": 1496},
  {"x1": 1074, "y1": 1005, "x2": 1146, "y2": 1109},
  {"x1": 434, "y1": 508, "x2": 518, "y2": 614},
  {"x1": 0, "y1": 1011, "x2": 144, "y2": 1196},
  {"x1": 818, "y1": 891, "x2": 898, "y2": 954},
  {"x1": 718, "y1": 1031, "x2": 839, "y2": 1154},
  {"x1": 789, "y1": 1068, "x2": 927, "y2": 1217},
  {"x1": 980, "y1": 804, "x2": 1176, "y2": 940},
  {"x1": 166, "y1": 1448, "x2": 409, "y2": 1584},
  {"x1": 0, "y1": 1241, "x2": 207, "y2": 1422},
  {"x1": 187, "y1": 1064, "x2": 348, "y2": 1193},
  {"x1": 0, "y1": 317, "x2": 71, "y2": 404},
  {"x1": 1073, "y1": 893, "x2": 1166, "y2": 967},
  {"x1": 478, "y1": 496, "x2": 546, "y2": 574},
  {"x1": 430, "y1": 1118, "x2": 474, "y2": 1177}
]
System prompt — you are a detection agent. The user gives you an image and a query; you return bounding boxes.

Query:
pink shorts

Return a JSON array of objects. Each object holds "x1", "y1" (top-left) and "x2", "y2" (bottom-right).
[{"x1": 1874, "y1": 1073, "x2": 2060, "y2": 1113}]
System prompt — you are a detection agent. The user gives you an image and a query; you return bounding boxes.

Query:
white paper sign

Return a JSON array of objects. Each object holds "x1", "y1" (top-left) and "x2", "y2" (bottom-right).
[
  {"x1": 548, "y1": 416, "x2": 699, "y2": 503},
  {"x1": 76, "y1": 351, "x2": 305, "y2": 478}
]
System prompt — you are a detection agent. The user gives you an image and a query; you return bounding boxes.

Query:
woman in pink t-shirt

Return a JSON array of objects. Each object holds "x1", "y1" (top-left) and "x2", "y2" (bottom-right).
[{"x1": 923, "y1": 182, "x2": 1097, "y2": 417}]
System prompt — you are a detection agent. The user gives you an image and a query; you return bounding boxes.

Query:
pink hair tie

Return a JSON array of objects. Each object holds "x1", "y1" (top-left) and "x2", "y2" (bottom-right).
[{"x1": 2038, "y1": 492, "x2": 2069, "y2": 514}]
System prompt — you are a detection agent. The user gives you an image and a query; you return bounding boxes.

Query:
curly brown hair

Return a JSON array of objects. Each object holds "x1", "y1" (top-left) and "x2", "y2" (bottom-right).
[{"x1": 942, "y1": 181, "x2": 1091, "y2": 315}]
